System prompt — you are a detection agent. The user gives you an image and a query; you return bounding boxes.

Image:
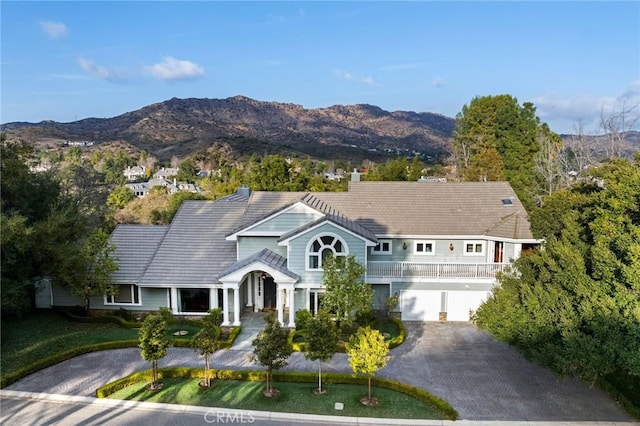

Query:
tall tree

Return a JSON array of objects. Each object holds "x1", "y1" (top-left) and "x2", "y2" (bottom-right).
[
  {"x1": 452, "y1": 95, "x2": 555, "y2": 211},
  {"x1": 250, "y1": 312, "x2": 292, "y2": 397},
  {"x1": 304, "y1": 309, "x2": 339, "y2": 394},
  {"x1": 345, "y1": 326, "x2": 391, "y2": 406},
  {"x1": 321, "y1": 254, "x2": 373, "y2": 328},
  {"x1": 474, "y1": 155, "x2": 640, "y2": 383}
]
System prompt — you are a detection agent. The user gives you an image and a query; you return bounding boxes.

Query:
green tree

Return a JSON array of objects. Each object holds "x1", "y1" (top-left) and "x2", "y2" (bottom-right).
[
  {"x1": 407, "y1": 155, "x2": 424, "y2": 181},
  {"x1": 345, "y1": 326, "x2": 391, "y2": 406},
  {"x1": 192, "y1": 310, "x2": 222, "y2": 387},
  {"x1": 138, "y1": 314, "x2": 170, "y2": 390},
  {"x1": 107, "y1": 185, "x2": 136, "y2": 210},
  {"x1": 250, "y1": 312, "x2": 292, "y2": 397},
  {"x1": 452, "y1": 95, "x2": 554, "y2": 211},
  {"x1": 304, "y1": 309, "x2": 339, "y2": 394},
  {"x1": 321, "y1": 254, "x2": 373, "y2": 328},
  {"x1": 474, "y1": 155, "x2": 640, "y2": 384},
  {"x1": 176, "y1": 159, "x2": 198, "y2": 183},
  {"x1": 70, "y1": 228, "x2": 119, "y2": 313}
]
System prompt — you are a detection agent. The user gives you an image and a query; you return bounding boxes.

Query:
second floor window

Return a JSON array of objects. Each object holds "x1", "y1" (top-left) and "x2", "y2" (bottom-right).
[
  {"x1": 414, "y1": 240, "x2": 435, "y2": 255},
  {"x1": 308, "y1": 234, "x2": 347, "y2": 270},
  {"x1": 371, "y1": 239, "x2": 392, "y2": 255}
]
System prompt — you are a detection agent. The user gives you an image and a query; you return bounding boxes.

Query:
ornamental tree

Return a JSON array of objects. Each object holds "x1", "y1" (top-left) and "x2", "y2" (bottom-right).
[
  {"x1": 138, "y1": 313, "x2": 170, "y2": 390},
  {"x1": 192, "y1": 310, "x2": 222, "y2": 387},
  {"x1": 346, "y1": 326, "x2": 391, "y2": 406},
  {"x1": 250, "y1": 312, "x2": 292, "y2": 397},
  {"x1": 304, "y1": 309, "x2": 339, "y2": 394}
]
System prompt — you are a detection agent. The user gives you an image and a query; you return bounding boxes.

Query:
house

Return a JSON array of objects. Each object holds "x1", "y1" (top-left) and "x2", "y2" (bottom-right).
[
  {"x1": 47, "y1": 175, "x2": 539, "y2": 326},
  {"x1": 123, "y1": 165, "x2": 147, "y2": 181},
  {"x1": 125, "y1": 179, "x2": 202, "y2": 197},
  {"x1": 153, "y1": 167, "x2": 179, "y2": 180}
]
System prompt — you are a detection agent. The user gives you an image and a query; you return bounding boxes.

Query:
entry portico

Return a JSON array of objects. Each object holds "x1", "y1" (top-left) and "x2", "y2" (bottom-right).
[{"x1": 218, "y1": 248, "x2": 299, "y2": 327}]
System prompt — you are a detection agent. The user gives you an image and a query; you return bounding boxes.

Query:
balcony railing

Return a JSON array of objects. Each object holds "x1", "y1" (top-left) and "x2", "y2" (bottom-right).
[{"x1": 366, "y1": 261, "x2": 505, "y2": 280}]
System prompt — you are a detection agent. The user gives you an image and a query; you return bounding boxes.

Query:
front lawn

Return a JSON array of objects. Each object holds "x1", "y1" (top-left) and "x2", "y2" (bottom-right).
[{"x1": 107, "y1": 378, "x2": 446, "y2": 420}]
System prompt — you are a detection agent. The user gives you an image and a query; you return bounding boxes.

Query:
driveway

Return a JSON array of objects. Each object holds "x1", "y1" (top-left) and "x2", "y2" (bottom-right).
[{"x1": 5, "y1": 322, "x2": 634, "y2": 422}]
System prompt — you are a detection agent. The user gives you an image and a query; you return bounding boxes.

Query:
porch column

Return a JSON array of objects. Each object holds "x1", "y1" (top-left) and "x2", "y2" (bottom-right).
[
  {"x1": 287, "y1": 287, "x2": 296, "y2": 328},
  {"x1": 170, "y1": 288, "x2": 179, "y2": 314},
  {"x1": 247, "y1": 275, "x2": 254, "y2": 308},
  {"x1": 305, "y1": 288, "x2": 310, "y2": 312},
  {"x1": 222, "y1": 288, "x2": 230, "y2": 326},
  {"x1": 277, "y1": 287, "x2": 284, "y2": 325},
  {"x1": 233, "y1": 287, "x2": 241, "y2": 326},
  {"x1": 210, "y1": 288, "x2": 218, "y2": 310}
]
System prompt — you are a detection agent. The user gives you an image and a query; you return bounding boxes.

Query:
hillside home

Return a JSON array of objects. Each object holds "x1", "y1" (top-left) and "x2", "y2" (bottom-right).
[
  {"x1": 123, "y1": 165, "x2": 147, "y2": 181},
  {"x1": 45, "y1": 175, "x2": 539, "y2": 326}
]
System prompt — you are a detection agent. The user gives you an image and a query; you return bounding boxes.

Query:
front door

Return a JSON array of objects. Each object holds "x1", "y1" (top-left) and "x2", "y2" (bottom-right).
[{"x1": 263, "y1": 277, "x2": 276, "y2": 309}]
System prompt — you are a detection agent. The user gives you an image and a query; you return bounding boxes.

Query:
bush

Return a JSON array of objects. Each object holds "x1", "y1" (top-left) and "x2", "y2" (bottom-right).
[
  {"x1": 158, "y1": 307, "x2": 173, "y2": 323},
  {"x1": 294, "y1": 309, "x2": 312, "y2": 331},
  {"x1": 55, "y1": 307, "x2": 139, "y2": 328},
  {"x1": 208, "y1": 308, "x2": 223, "y2": 327},
  {"x1": 113, "y1": 307, "x2": 136, "y2": 322},
  {"x1": 355, "y1": 309, "x2": 376, "y2": 326},
  {"x1": 219, "y1": 326, "x2": 241, "y2": 349}
]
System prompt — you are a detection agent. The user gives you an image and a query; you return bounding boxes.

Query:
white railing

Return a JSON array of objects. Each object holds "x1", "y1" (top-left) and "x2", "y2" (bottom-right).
[{"x1": 366, "y1": 262, "x2": 505, "y2": 279}]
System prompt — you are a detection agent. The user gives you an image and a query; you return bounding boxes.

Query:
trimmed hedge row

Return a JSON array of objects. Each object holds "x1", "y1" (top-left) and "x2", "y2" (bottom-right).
[
  {"x1": 599, "y1": 377, "x2": 640, "y2": 420},
  {"x1": 54, "y1": 307, "x2": 141, "y2": 329},
  {"x1": 385, "y1": 317, "x2": 406, "y2": 349},
  {"x1": 95, "y1": 367, "x2": 458, "y2": 420}
]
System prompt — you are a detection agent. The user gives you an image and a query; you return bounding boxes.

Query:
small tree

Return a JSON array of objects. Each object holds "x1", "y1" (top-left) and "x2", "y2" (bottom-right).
[
  {"x1": 192, "y1": 311, "x2": 222, "y2": 388},
  {"x1": 345, "y1": 326, "x2": 391, "y2": 406},
  {"x1": 321, "y1": 254, "x2": 373, "y2": 329},
  {"x1": 138, "y1": 314, "x2": 170, "y2": 391},
  {"x1": 250, "y1": 312, "x2": 292, "y2": 397},
  {"x1": 304, "y1": 309, "x2": 339, "y2": 394}
]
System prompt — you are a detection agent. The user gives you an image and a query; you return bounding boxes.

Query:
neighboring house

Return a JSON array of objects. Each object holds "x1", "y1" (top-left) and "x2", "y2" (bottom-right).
[
  {"x1": 49, "y1": 175, "x2": 540, "y2": 326},
  {"x1": 153, "y1": 167, "x2": 179, "y2": 180},
  {"x1": 124, "y1": 165, "x2": 147, "y2": 181},
  {"x1": 125, "y1": 179, "x2": 202, "y2": 197}
]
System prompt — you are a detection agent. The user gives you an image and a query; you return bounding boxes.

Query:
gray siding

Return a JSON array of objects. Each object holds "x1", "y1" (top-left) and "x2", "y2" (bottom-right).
[
  {"x1": 51, "y1": 285, "x2": 169, "y2": 312},
  {"x1": 237, "y1": 236, "x2": 287, "y2": 259},
  {"x1": 287, "y1": 223, "x2": 368, "y2": 285},
  {"x1": 249, "y1": 212, "x2": 320, "y2": 234},
  {"x1": 390, "y1": 281, "x2": 495, "y2": 292}
]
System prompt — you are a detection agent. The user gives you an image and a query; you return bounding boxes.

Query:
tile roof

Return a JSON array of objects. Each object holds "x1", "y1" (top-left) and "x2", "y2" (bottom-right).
[
  {"x1": 109, "y1": 225, "x2": 169, "y2": 283},
  {"x1": 218, "y1": 248, "x2": 300, "y2": 281}
]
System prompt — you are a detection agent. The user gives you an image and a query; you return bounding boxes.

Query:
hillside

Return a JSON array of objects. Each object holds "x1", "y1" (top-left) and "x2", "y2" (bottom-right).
[{"x1": 1, "y1": 96, "x2": 455, "y2": 162}]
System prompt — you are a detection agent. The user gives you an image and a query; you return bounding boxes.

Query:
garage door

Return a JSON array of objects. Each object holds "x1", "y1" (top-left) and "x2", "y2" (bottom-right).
[
  {"x1": 446, "y1": 291, "x2": 490, "y2": 321},
  {"x1": 400, "y1": 290, "x2": 440, "y2": 321}
]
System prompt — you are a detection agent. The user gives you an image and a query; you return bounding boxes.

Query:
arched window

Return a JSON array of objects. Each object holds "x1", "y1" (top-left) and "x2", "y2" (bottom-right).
[{"x1": 307, "y1": 234, "x2": 348, "y2": 270}]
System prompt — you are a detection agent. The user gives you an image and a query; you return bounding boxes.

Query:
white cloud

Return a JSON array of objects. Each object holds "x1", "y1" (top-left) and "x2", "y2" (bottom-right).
[
  {"x1": 40, "y1": 21, "x2": 68, "y2": 38},
  {"x1": 431, "y1": 76, "x2": 446, "y2": 88},
  {"x1": 78, "y1": 58, "x2": 127, "y2": 82},
  {"x1": 146, "y1": 56, "x2": 205, "y2": 81},
  {"x1": 334, "y1": 69, "x2": 377, "y2": 86}
]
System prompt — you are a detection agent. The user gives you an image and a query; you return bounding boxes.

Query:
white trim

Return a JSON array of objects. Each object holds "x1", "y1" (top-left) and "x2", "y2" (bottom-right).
[
  {"x1": 225, "y1": 202, "x2": 322, "y2": 241},
  {"x1": 375, "y1": 234, "x2": 541, "y2": 244},
  {"x1": 305, "y1": 232, "x2": 349, "y2": 271},
  {"x1": 104, "y1": 284, "x2": 142, "y2": 305},
  {"x1": 371, "y1": 239, "x2": 392, "y2": 255},
  {"x1": 463, "y1": 240, "x2": 486, "y2": 256},
  {"x1": 219, "y1": 262, "x2": 298, "y2": 285},
  {"x1": 278, "y1": 219, "x2": 377, "y2": 246},
  {"x1": 413, "y1": 240, "x2": 435, "y2": 256}
]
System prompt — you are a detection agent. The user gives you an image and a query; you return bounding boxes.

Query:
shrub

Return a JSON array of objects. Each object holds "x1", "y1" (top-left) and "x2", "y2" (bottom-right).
[
  {"x1": 158, "y1": 307, "x2": 173, "y2": 323},
  {"x1": 355, "y1": 308, "x2": 376, "y2": 326},
  {"x1": 294, "y1": 309, "x2": 312, "y2": 331},
  {"x1": 208, "y1": 308, "x2": 223, "y2": 327}
]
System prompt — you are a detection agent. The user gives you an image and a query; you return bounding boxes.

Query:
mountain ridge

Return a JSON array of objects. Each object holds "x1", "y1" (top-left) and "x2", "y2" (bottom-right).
[{"x1": 1, "y1": 96, "x2": 455, "y2": 162}]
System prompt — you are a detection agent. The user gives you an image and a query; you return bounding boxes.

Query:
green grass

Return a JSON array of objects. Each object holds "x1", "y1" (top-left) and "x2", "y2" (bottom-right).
[
  {"x1": 0, "y1": 311, "x2": 202, "y2": 376},
  {"x1": 107, "y1": 378, "x2": 446, "y2": 420}
]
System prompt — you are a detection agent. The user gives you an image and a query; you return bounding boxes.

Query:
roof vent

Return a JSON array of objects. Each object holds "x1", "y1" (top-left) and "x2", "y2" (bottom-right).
[{"x1": 501, "y1": 198, "x2": 514, "y2": 206}]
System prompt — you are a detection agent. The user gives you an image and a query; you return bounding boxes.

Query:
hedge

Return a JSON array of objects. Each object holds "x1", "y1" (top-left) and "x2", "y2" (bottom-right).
[
  {"x1": 96, "y1": 367, "x2": 458, "y2": 420},
  {"x1": 54, "y1": 307, "x2": 141, "y2": 329},
  {"x1": 599, "y1": 377, "x2": 640, "y2": 420}
]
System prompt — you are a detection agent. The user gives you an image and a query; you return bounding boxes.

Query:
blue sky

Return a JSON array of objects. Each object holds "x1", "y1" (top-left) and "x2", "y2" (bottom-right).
[{"x1": 2, "y1": 1, "x2": 639, "y2": 134}]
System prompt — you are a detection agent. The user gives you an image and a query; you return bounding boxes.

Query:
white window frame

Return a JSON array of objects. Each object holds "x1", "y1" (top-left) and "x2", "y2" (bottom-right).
[
  {"x1": 371, "y1": 239, "x2": 392, "y2": 255},
  {"x1": 105, "y1": 284, "x2": 141, "y2": 305},
  {"x1": 306, "y1": 233, "x2": 349, "y2": 271},
  {"x1": 414, "y1": 240, "x2": 435, "y2": 255},
  {"x1": 463, "y1": 240, "x2": 485, "y2": 256}
]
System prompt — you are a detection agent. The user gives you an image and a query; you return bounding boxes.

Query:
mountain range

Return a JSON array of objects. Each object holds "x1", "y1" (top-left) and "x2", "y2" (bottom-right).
[{"x1": 1, "y1": 96, "x2": 455, "y2": 162}]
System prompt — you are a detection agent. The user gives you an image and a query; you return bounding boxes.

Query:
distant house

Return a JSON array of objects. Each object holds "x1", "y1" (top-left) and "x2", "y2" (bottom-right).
[
  {"x1": 125, "y1": 178, "x2": 202, "y2": 197},
  {"x1": 153, "y1": 167, "x2": 179, "y2": 180},
  {"x1": 123, "y1": 165, "x2": 147, "y2": 181},
  {"x1": 48, "y1": 173, "x2": 540, "y2": 326}
]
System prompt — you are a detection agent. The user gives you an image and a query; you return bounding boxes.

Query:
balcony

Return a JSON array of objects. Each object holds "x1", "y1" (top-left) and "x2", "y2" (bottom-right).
[{"x1": 366, "y1": 261, "x2": 505, "y2": 280}]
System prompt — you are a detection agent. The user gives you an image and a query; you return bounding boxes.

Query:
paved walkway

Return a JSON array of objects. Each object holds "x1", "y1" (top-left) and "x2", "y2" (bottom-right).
[{"x1": 4, "y1": 317, "x2": 637, "y2": 422}]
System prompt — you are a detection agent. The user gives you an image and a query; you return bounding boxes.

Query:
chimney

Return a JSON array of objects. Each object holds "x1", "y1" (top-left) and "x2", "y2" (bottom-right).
[
  {"x1": 237, "y1": 186, "x2": 251, "y2": 198},
  {"x1": 351, "y1": 168, "x2": 361, "y2": 182}
]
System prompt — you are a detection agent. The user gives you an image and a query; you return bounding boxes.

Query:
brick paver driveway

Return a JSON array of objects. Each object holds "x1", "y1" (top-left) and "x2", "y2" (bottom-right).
[{"x1": 6, "y1": 321, "x2": 634, "y2": 422}]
